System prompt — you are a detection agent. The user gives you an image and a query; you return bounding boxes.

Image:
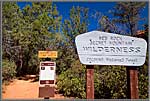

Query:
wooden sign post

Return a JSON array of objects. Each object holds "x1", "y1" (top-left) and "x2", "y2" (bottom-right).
[
  {"x1": 75, "y1": 31, "x2": 147, "y2": 99},
  {"x1": 38, "y1": 50, "x2": 57, "y2": 99},
  {"x1": 127, "y1": 67, "x2": 139, "y2": 99},
  {"x1": 38, "y1": 61, "x2": 56, "y2": 99},
  {"x1": 86, "y1": 65, "x2": 94, "y2": 99}
]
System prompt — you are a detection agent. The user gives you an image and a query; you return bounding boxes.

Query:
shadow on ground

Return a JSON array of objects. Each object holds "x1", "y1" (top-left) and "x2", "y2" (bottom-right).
[{"x1": 17, "y1": 75, "x2": 39, "y2": 82}]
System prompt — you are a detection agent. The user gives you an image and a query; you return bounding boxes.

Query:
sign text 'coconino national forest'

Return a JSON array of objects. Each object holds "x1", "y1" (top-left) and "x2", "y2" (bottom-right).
[{"x1": 75, "y1": 31, "x2": 147, "y2": 66}]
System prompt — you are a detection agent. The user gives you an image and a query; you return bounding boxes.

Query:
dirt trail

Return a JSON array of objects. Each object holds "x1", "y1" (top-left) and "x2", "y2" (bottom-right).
[{"x1": 2, "y1": 76, "x2": 66, "y2": 100}]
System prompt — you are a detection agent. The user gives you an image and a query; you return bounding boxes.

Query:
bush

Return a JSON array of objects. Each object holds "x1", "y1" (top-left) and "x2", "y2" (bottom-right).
[
  {"x1": 57, "y1": 63, "x2": 148, "y2": 99},
  {"x1": 57, "y1": 60, "x2": 86, "y2": 99},
  {"x1": 138, "y1": 54, "x2": 148, "y2": 99},
  {"x1": 57, "y1": 63, "x2": 127, "y2": 99},
  {"x1": 94, "y1": 66, "x2": 127, "y2": 99},
  {"x1": 2, "y1": 59, "x2": 17, "y2": 82},
  {"x1": 27, "y1": 54, "x2": 39, "y2": 75}
]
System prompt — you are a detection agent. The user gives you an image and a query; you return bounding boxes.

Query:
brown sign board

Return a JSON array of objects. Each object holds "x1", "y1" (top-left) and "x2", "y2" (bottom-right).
[{"x1": 39, "y1": 86, "x2": 54, "y2": 98}]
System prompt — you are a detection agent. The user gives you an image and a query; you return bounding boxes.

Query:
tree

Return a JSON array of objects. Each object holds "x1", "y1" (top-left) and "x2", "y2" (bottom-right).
[
  {"x1": 94, "y1": 2, "x2": 148, "y2": 99},
  {"x1": 2, "y1": 2, "x2": 24, "y2": 76},
  {"x1": 111, "y1": 2, "x2": 148, "y2": 99},
  {"x1": 98, "y1": 15, "x2": 120, "y2": 34},
  {"x1": 111, "y1": 2, "x2": 146, "y2": 36},
  {"x1": 2, "y1": 2, "x2": 62, "y2": 76},
  {"x1": 56, "y1": 6, "x2": 89, "y2": 74},
  {"x1": 2, "y1": 2, "x2": 22, "y2": 60},
  {"x1": 63, "y1": 6, "x2": 89, "y2": 51},
  {"x1": 56, "y1": 6, "x2": 89, "y2": 98}
]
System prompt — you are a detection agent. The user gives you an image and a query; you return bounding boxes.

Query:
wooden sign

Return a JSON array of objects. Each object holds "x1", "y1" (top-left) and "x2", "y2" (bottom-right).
[
  {"x1": 38, "y1": 51, "x2": 57, "y2": 58},
  {"x1": 39, "y1": 61, "x2": 56, "y2": 86},
  {"x1": 39, "y1": 86, "x2": 54, "y2": 98},
  {"x1": 75, "y1": 31, "x2": 147, "y2": 66}
]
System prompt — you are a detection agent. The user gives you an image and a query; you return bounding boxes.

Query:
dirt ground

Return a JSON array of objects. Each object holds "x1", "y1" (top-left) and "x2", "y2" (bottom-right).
[{"x1": 2, "y1": 75, "x2": 67, "y2": 100}]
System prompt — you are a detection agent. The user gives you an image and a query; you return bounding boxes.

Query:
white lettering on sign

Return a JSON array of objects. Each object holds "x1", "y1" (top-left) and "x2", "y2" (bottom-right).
[
  {"x1": 75, "y1": 31, "x2": 147, "y2": 66},
  {"x1": 39, "y1": 61, "x2": 56, "y2": 86}
]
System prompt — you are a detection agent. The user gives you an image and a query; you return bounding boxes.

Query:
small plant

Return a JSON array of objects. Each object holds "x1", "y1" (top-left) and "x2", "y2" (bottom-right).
[
  {"x1": 57, "y1": 61, "x2": 86, "y2": 99},
  {"x1": 2, "y1": 59, "x2": 17, "y2": 82}
]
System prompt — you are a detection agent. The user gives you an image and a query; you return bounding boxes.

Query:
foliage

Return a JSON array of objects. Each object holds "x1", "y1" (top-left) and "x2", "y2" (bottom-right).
[
  {"x1": 63, "y1": 6, "x2": 89, "y2": 49},
  {"x1": 2, "y1": 2, "x2": 148, "y2": 99},
  {"x1": 94, "y1": 66, "x2": 127, "y2": 99},
  {"x1": 55, "y1": 6, "x2": 89, "y2": 74},
  {"x1": 57, "y1": 64, "x2": 128, "y2": 99},
  {"x1": 56, "y1": 3, "x2": 148, "y2": 99},
  {"x1": 111, "y1": 2, "x2": 146, "y2": 35},
  {"x1": 98, "y1": 15, "x2": 126, "y2": 34},
  {"x1": 2, "y1": 59, "x2": 17, "y2": 82},
  {"x1": 2, "y1": 2, "x2": 22, "y2": 61},
  {"x1": 96, "y1": 2, "x2": 148, "y2": 99},
  {"x1": 2, "y1": 2, "x2": 62, "y2": 76},
  {"x1": 57, "y1": 60, "x2": 86, "y2": 99},
  {"x1": 56, "y1": 7, "x2": 89, "y2": 98},
  {"x1": 143, "y1": 24, "x2": 148, "y2": 43},
  {"x1": 138, "y1": 53, "x2": 148, "y2": 99}
]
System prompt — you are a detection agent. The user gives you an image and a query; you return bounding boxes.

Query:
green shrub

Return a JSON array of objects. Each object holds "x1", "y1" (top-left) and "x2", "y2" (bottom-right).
[
  {"x1": 57, "y1": 64, "x2": 148, "y2": 99},
  {"x1": 2, "y1": 59, "x2": 17, "y2": 82},
  {"x1": 94, "y1": 66, "x2": 127, "y2": 99},
  {"x1": 27, "y1": 54, "x2": 39, "y2": 75},
  {"x1": 138, "y1": 54, "x2": 148, "y2": 99},
  {"x1": 57, "y1": 64, "x2": 128, "y2": 99},
  {"x1": 57, "y1": 60, "x2": 86, "y2": 99}
]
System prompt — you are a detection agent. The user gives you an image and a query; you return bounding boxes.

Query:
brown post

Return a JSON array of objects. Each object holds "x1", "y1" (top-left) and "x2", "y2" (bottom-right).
[
  {"x1": 39, "y1": 48, "x2": 54, "y2": 99},
  {"x1": 86, "y1": 65, "x2": 94, "y2": 99},
  {"x1": 127, "y1": 67, "x2": 139, "y2": 99}
]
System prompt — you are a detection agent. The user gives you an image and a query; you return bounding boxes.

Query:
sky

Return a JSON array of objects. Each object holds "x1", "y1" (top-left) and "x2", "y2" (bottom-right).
[
  {"x1": 17, "y1": 1, "x2": 149, "y2": 32},
  {"x1": 53, "y1": 2, "x2": 116, "y2": 31}
]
